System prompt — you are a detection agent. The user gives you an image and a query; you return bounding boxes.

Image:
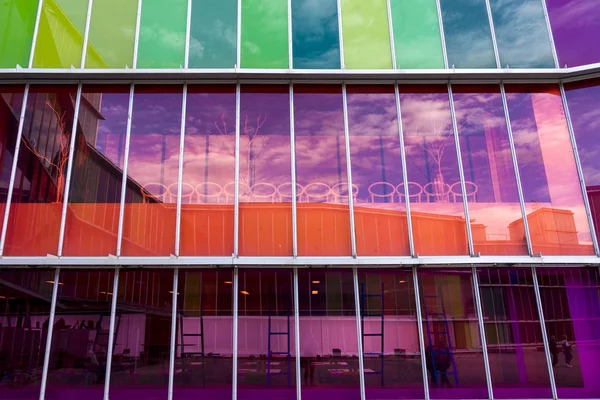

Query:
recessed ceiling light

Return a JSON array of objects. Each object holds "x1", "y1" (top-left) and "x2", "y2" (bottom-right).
[
  {"x1": 46, "y1": 281, "x2": 63, "y2": 285},
  {"x1": 224, "y1": 281, "x2": 232, "y2": 284},
  {"x1": 311, "y1": 290, "x2": 318, "y2": 295},
  {"x1": 399, "y1": 280, "x2": 406, "y2": 284},
  {"x1": 240, "y1": 291, "x2": 250, "y2": 295},
  {"x1": 312, "y1": 280, "x2": 320, "y2": 284}
]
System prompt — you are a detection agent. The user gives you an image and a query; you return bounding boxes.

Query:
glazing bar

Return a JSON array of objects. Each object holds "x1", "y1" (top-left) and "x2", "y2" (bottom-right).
[
  {"x1": 236, "y1": 0, "x2": 242, "y2": 68},
  {"x1": 132, "y1": 0, "x2": 143, "y2": 68},
  {"x1": 435, "y1": 0, "x2": 448, "y2": 69},
  {"x1": 39, "y1": 268, "x2": 61, "y2": 400},
  {"x1": 234, "y1": 83, "x2": 240, "y2": 256},
  {"x1": 290, "y1": 84, "x2": 298, "y2": 257},
  {"x1": 352, "y1": 268, "x2": 366, "y2": 400},
  {"x1": 185, "y1": 0, "x2": 192, "y2": 69},
  {"x1": 175, "y1": 84, "x2": 188, "y2": 256},
  {"x1": 232, "y1": 267, "x2": 239, "y2": 400},
  {"x1": 484, "y1": 0, "x2": 501, "y2": 68},
  {"x1": 168, "y1": 268, "x2": 179, "y2": 400},
  {"x1": 540, "y1": 0, "x2": 559, "y2": 68},
  {"x1": 27, "y1": 0, "x2": 44, "y2": 68},
  {"x1": 103, "y1": 268, "x2": 120, "y2": 400},
  {"x1": 336, "y1": 0, "x2": 345, "y2": 69},
  {"x1": 116, "y1": 84, "x2": 135, "y2": 257},
  {"x1": 471, "y1": 266, "x2": 494, "y2": 399},
  {"x1": 413, "y1": 267, "x2": 430, "y2": 400},
  {"x1": 342, "y1": 84, "x2": 357, "y2": 257},
  {"x1": 293, "y1": 268, "x2": 302, "y2": 400},
  {"x1": 386, "y1": 0, "x2": 397, "y2": 69},
  {"x1": 80, "y1": 0, "x2": 94, "y2": 68}
]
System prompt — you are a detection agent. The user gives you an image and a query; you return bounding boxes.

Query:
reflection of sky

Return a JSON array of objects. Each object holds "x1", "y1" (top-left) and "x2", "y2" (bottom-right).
[
  {"x1": 189, "y1": 0, "x2": 237, "y2": 68},
  {"x1": 546, "y1": 0, "x2": 600, "y2": 67},
  {"x1": 94, "y1": 92, "x2": 129, "y2": 169}
]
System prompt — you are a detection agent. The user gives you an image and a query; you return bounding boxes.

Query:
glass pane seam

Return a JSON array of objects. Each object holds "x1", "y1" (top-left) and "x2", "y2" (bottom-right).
[
  {"x1": 132, "y1": 0, "x2": 143, "y2": 68},
  {"x1": 484, "y1": 0, "x2": 501, "y2": 68},
  {"x1": 342, "y1": 84, "x2": 357, "y2": 256},
  {"x1": 103, "y1": 268, "x2": 120, "y2": 400},
  {"x1": 185, "y1": 0, "x2": 192, "y2": 69},
  {"x1": 27, "y1": 0, "x2": 44, "y2": 68},
  {"x1": 435, "y1": 0, "x2": 448, "y2": 69},
  {"x1": 39, "y1": 268, "x2": 61, "y2": 400},
  {"x1": 168, "y1": 268, "x2": 179, "y2": 400},
  {"x1": 81, "y1": 0, "x2": 95, "y2": 68},
  {"x1": 336, "y1": 0, "x2": 345, "y2": 69},
  {"x1": 412, "y1": 267, "x2": 430, "y2": 400},
  {"x1": 289, "y1": 84, "x2": 298, "y2": 257},
  {"x1": 353, "y1": 267, "x2": 366, "y2": 400},
  {"x1": 234, "y1": 84, "x2": 240, "y2": 256},
  {"x1": 385, "y1": 0, "x2": 397, "y2": 70},
  {"x1": 116, "y1": 84, "x2": 135, "y2": 257},
  {"x1": 539, "y1": 0, "x2": 559, "y2": 68},
  {"x1": 472, "y1": 267, "x2": 494, "y2": 399}
]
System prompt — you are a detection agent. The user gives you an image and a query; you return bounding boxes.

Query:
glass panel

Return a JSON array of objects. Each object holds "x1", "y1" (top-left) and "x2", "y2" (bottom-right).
[
  {"x1": 546, "y1": 0, "x2": 600, "y2": 67},
  {"x1": 399, "y1": 85, "x2": 469, "y2": 256},
  {"x1": 120, "y1": 86, "x2": 182, "y2": 256},
  {"x1": 340, "y1": 0, "x2": 392, "y2": 69},
  {"x1": 291, "y1": 0, "x2": 340, "y2": 69},
  {"x1": 189, "y1": 0, "x2": 237, "y2": 68},
  {"x1": 240, "y1": 0, "x2": 289, "y2": 69},
  {"x1": 358, "y1": 269, "x2": 424, "y2": 399},
  {"x1": 347, "y1": 85, "x2": 410, "y2": 256},
  {"x1": 452, "y1": 85, "x2": 528, "y2": 255},
  {"x1": 391, "y1": 0, "x2": 444, "y2": 69},
  {"x1": 45, "y1": 270, "x2": 115, "y2": 400},
  {"x1": 137, "y1": 0, "x2": 187, "y2": 68},
  {"x1": 293, "y1": 85, "x2": 351, "y2": 256},
  {"x1": 180, "y1": 85, "x2": 236, "y2": 256},
  {"x1": 0, "y1": 86, "x2": 25, "y2": 225},
  {"x1": 108, "y1": 270, "x2": 174, "y2": 400},
  {"x1": 238, "y1": 85, "x2": 292, "y2": 256},
  {"x1": 298, "y1": 269, "x2": 360, "y2": 400},
  {"x1": 506, "y1": 84, "x2": 595, "y2": 255},
  {"x1": 489, "y1": 0, "x2": 554, "y2": 68},
  {"x1": 537, "y1": 267, "x2": 600, "y2": 398},
  {"x1": 85, "y1": 0, "x2": 137, "y2": 68},
  {"x1": 62, "y1": 85, "x2": 129, "y2": 256},
  {"x1": 32, "y1": 0, "x2": 88, "y2": 68},
  {"x1": 0, "y1": 269, "x2": 54, "y2": 397},
  {"x1": 564, "y1": 79, "x2": 600, "y2": 251},
  {"x1": 173, "y1": 269, "x2": 234, "y2": 400},
  {"x1": 477, "y1": 267, "x2": 552, "y2": 399},
  {"x1": 4, "y1": 85, "x2": 78, "y2": 256},
  {"x1": 237, "y1": 269, "x2": 296, "y2": 400},
  {"x1": 439, "y1": 0, "x2": 496, "y2": 68},
  {"x1": 419, "y1": 268, "x2": 487, "y2": 399},
  {"x1": 0, "y1": 0, "x2": 38, "y2": 68}
]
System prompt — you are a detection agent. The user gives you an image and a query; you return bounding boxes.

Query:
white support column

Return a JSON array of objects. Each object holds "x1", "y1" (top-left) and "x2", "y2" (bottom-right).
[
  {"x1": 293, "y1": 268, "x2": 301, "y2": 400},
  {"x1": 559, "y1": 82, "x2": 600, "y2": 256},
  {"x1": 352, "y1": 268, "x2": 366, "y2": 400},
  {"x1": 435, "y1": 0, "x2": 448, "y2": 69},
  {"x1": 234, "y1": 83, "x2": 241, "y2": 257},
  {"x1": 57, "y1": 84, "x2": 84, "y2": 257},
  {"x1": 132, "y1": 0, "x2": 143, "y2": 68},
  {"x1": 385, "y1": 0, "x2": 397, "y2": 69},
  {"x1": 175, "y1": 84, "x2": 188, "y2": 256},
  {"x1": 413, "y1": 267, "x2": 430, "y2": 400},
  {"x1": 471, "y1": 266, "x2": 494, "y2": 399},
  {"x1": 500, "y1": 83, "x2": 534, "y2": 255},
  {"x1": 80, "y1": 0, "x2": 94, "y2": 68},
  {"x1": 531, "y1": 266, "x2": 558, "y2": 399},
  {"x1": 103, "y1": 268, "x2": 120, "y2": 400},
  {"x1": 28, "y1": 0, "x2": 44, "y2": 68},
  {"x1": 540, "y1": 0, "x2": 559, "y2": 68},
  {"x1": 39, "y1": 268, "x2": 61, "y2": 400},
  {"x1": 289, "y1": 84, "x2": 298, "y2": 257},
  {"x1": 232, "y1": 267, "x2": 239, "y2": 400},
  {"x1": 447, "y1": 83, "x2": 475, "y2": 256},
  {"x1": 116, "y1": 84, "x2": 135, "y2": 257},
  {"x1": 484, "y1": 0, "x2": 501, "y2": 68},
  {"x1": 168, "y1": 268, "x2": 179, "y2": 400},
  {"x1": 342, "y1": 84, "x2": 357, "y2": 257},
  {"x1": 0, "y1": 84, "x2": 30, "y2": 256}
]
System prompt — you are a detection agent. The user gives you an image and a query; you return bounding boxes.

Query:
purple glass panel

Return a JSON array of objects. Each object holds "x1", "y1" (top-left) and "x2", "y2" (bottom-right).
[
  {"x1": 347, "y1": 86, "x2": 410, "y2": 256},
  {"x1": 418, "y1": 268, "x2": 487, "y2": 399},
  {"x1": 537, "y1": 267, "x2": 600, "y2": 399},
  {"x1": 358, "y1": 269, "x2": 424, "y2": 399},
  {"x1": 237, "y1": 269, "x2": 296, "y2": 400},
  {"x1": 298, "y1": 269, "x2": 360, "y2": 400},
  {"x1": 173, "y1": 270, "x2": 234, "y2": 400},
  {"x1": 108, "y1": 270, "x2": 174, "y2": 400},
  {"x1": 45, "y1": 270, "x2": 115, "y2": 400},
  {"x1": 0, "y1": 269, "x2": 54, "y2": 398},
  {"x1": 238, "y1": 85, "x2": 292, "y2": 256},
  {"x1": 399, "y1": 85, "x2": 468, "y2": 256},
  {"x1": 452, "y1": 85, "x2": 528, "y2": 255},
  {"x1": 546, "y1": 0, "x2": 600, "y2": 67},
  {"x1": 506, "y1": 85, "x2": 594, "y2": 255},
  {"x1": 477, "y1": 268, "x2": 552, "y2": 399}
]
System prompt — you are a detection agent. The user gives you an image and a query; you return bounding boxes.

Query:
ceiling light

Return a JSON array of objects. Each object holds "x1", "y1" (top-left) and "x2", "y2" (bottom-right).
[
  {"x1": 312, "y1": 280, "x2": 320, "y2": 284},
  {"x1": 240, "y1": 290, "x2": 250, "y2": 295},
  {"x1": 168, "y1": 291, "x2": 180, "y2": 295},
  {"x1": 224, "y1": 281, "x2": 232, "y2": 284},
  {"x1": 46, "y1": 281, "x2": 63, "y2": 285},
  {"x1": 399, "y1": 280, "x2": 406, "y2": 284},
  {"x1": 311, "y1": 290, "x2": 318, "y2": 295}
]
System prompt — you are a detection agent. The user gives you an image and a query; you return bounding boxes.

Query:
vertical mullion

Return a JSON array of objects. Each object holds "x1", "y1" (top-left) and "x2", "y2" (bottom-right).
[
  {"x1": 28, "y1": 0, "x2": 44, "y2": 68},
  {"x1": 39, "y1": 268, "x2": 61, "y2": 400},
  {"x1": 395, "y1": 83, "x2": 415, "y2": 256},
  {"x1": 385, "y1": 0, "x2": 397, "y2": 69},
  {"x1": 103, "y1": 268, "x2": 120, "y2": 400},
  {"x1": 447, "y1": 83, "x2": 475, "y2": 256},
  {"x1": 290, "y1": 84, "x2": 298, "y2": 257},
  {"x1": 185, "y1": 0, "x2": 192, "y2": 69},
  {"x1": 293, "y1": 268, "x2": 301, "y2": 400},
  {"x1": 175, "y1": 84, "x2": 188, "y2": 256},
  {"x1": 168, "y1": 268, "x2": 179, "y2": 400},
  {"x1": 472, "y1": 266, "x2": 494, "y2": 399},
  {"x1": 484, "y1": 0, "x2": 501, "y2": 68},
  {"x1": 559, "y1": 82, "x2": 600, "y2": 256},
  {"x1": 336, "y1": 0, "x2": 345, "y2": 69},
  {"x1": 132, "y1": 0, "x2": 143, "y2": 68},
  {"x1": 57, "y1": 84, "x2": 84, "y2": 256},
  {"x1": 0, "y1": 84, "x2": 30, "y2": 255},
  {"x1": 352, "y1": 268, "x2": 366, "y2": 400},
  {"x1": 500, "y1": 83, "x2": 534, "y2": 256},
  {"x1": 412, "y1": 267, "x2": 430, "y2": 400},
  {"x1": 234, "y1": 83, "x2": 240, "y2": 256},
  {"x1": 531, "y1": 266, "x2": 558, "y2": 399},
  {"x1": 116, "y1": 84, "x2": 135, "y2": 257},
  {"x1": 540, "y1": 0, "x2": 559, "y2": 68},
  {"x1": 342, "y1": 84, "x2": 357, "y2": 257},
  {"x1": 80, "y1": 0, "x2": 94, "y2": 68},
  {"x1": 236, "y1": 0, "x2": 242, "y2": 68},
  {"x1": 232, "y1": 267, "x2": 239, "y2": 400},
  {"x1": 435, "y1": 0, "x2": 448, "y2": 69},
  {"x1": 288, "y1": 0, "x2": 293, "y2": 69}
]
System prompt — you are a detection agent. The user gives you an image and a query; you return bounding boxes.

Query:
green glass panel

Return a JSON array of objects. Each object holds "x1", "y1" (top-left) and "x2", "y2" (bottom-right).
[
  {"x1": 137, "y1": 0, "x2": 187, "y2": 68},
  {"x1": 32, "y1": 0, "x2": 88, "y2": 68},
  {"x1": 240, "y1": 0, "x2": 288, "y2": 69},
  {"x1": 391, "y1": 0, "x2": 444, "y2": 69},
  {"x1": 341, "y1": 0, "x2": 392, "y2": 69},
  {"x1": 189, "y1": 0, "x2": 237, "y2": 68},
  {"x1": 0, "y1": 0, "x2": 38, "y2": 68},
  {"x1": 85, "y1": 0, "x2": 137, "y2": 68}
]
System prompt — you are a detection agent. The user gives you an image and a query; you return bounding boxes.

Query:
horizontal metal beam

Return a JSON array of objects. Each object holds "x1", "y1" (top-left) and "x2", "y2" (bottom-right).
[
  {"x1": 0, "y1": 255, "x2": 597, "y2": 267},
  {"x1": 1, "y1": 63, "x2": 600, "y2": 83}
]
